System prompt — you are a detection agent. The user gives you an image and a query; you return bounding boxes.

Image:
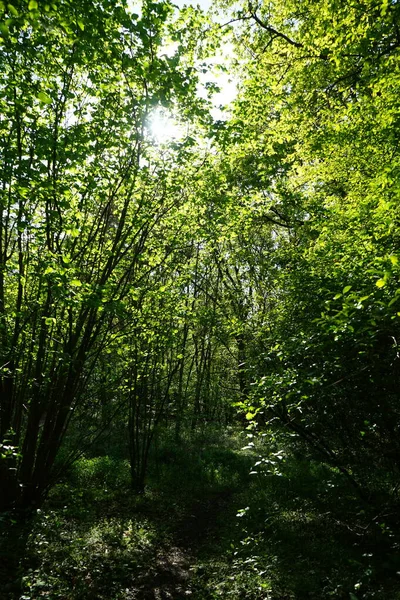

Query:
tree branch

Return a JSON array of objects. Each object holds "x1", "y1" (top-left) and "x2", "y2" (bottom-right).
[{"x1": 250, "y1": 11, "x2": 303, "y2": 49}]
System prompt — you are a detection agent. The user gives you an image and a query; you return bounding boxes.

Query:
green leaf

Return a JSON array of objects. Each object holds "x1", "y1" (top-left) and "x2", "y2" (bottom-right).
[
  {"x1": 70, "y1": 279, "x2": 82, "y2": 287},
  {"x1": 28, "y1": 0, "x2": 38, "y2": 9},
  {"x1": 77, "y1": 19, "x2": 84, "y2": 31},
  {"x1": 37, "y1": 91, "x2": 52, "y2": 104},
  {"x1": 7, "y1": 4, "x2": 18, "y2": 16},
  {"x1": 376, "y1": 279, "x2": 386, "y2": 288},
  {"x1": 342, "y1": 285, "x2": 352, "y2": 294}
]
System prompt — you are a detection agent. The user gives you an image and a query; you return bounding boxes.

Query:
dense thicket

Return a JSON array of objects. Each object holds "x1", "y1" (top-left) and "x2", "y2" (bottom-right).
[{"x1": 223, "y1": 0, "x2": 400, "y2": 508}]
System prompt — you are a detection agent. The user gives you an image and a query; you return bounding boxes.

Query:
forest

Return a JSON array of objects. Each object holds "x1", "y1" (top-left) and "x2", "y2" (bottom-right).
[{"x1": 0, "y1": 0, "x2": 400, "y2": 598}]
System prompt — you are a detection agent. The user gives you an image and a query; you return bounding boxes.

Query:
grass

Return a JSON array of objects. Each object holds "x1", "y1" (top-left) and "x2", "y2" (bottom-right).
[{"x1": 2, "y1": 427, "x2": 400, "y2": 600}]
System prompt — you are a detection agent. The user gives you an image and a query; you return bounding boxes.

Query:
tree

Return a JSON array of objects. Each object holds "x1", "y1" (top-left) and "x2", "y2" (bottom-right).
[
  {"x1": 0, "y1": 0, "x2": 204, "y2": 511},
  {"x1": 212, "y1": 0, "x2": 400, "y2": 511}
]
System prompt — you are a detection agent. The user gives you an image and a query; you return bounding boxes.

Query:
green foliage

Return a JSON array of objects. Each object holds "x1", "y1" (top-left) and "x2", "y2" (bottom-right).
[
  {"x1": 22, "y1": 499, "x2": 156, "y2": 599},
  {"x1": 214, "y1": 0, "x2": 400, "y2": 499},
  {"x1": 0, "y1": 0, "x2": 214, "y2": 510},
  {"x1": 191, "y1": 452, "x2": 400, "y2": 599},
  {"x1": 68, "y1": 456, "x2": 131, "y2": 491},
  {"x1": 1, "y1": 0, "x2": 400, "y2": 597},
  {"x1": 11, "y1": 430, "x2": 252, "y2": 600},
  {"x1": 151, "y1": 427, "x2": 253, "y2": 498}
]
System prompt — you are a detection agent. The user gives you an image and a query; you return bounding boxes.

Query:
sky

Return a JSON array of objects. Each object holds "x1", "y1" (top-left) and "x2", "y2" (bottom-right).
[{"x1": 173, "y1": 0, "x2": 238, "y2": 121}]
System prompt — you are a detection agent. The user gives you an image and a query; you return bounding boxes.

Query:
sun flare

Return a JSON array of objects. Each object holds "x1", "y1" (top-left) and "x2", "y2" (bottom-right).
[{"x1": 149, "y1": 110, "x2": 184, "y2": 143}]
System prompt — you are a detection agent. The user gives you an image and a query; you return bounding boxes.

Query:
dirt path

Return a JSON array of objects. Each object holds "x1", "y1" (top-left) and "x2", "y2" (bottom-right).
[{"x1": 130, "y1": 490, "x2": 233, "y2": 599}]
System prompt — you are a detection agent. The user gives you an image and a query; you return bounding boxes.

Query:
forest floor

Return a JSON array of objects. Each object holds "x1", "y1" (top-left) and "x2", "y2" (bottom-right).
[
  {"x1": 1, "y1": 430, "x2": 254, "y2": 600},
  {"x1": 2, "y1": 429, "x2": 400, "y2": 600}
]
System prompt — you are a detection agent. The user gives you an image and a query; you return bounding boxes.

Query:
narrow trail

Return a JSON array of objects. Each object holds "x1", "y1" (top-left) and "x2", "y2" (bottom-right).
[{"x1": 130, "y1": 490, "x2": 233, "y2": 600}]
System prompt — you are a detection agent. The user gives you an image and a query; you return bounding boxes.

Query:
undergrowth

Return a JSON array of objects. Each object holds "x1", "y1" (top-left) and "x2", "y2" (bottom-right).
[{"x1": 2, "y1": 427, "x2": 400, "y2": 600}]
